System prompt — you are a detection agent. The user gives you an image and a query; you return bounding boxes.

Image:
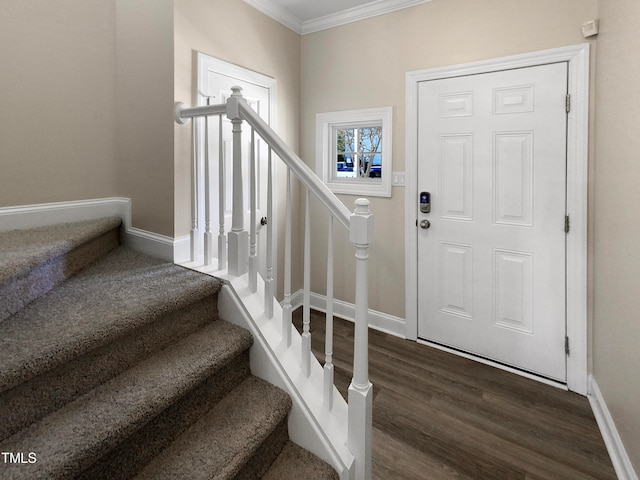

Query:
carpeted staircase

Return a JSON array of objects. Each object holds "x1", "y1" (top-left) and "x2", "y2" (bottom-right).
[{"x1": 0, "y1": 217, "x2": 338, "y2": 480}]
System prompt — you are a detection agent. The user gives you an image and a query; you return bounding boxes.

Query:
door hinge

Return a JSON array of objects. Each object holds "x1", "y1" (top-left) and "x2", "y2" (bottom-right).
[
  {"x1": 564, "y1": 215, "x2": 570, "y2": 233},
  {"x1": 566, "y1": 94, "x2": 571, "y2": 113},
  {"x1": 565, "y1": 336, "x2": 570, "y2": 356}
]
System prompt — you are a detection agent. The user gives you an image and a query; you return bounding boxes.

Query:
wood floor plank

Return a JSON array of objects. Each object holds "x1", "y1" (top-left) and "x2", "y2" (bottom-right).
[{"x1": 292, "y1": 311, "x2": 616, "y2": 479}]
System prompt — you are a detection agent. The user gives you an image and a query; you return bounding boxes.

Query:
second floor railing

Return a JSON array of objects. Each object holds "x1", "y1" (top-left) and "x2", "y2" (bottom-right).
[{"x1": 174, "y1": 86, "x2": 373, "y2": 480}]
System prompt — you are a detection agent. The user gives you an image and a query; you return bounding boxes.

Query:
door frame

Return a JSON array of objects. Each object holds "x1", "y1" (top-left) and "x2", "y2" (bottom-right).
[{"x1": 404, "y1": 44, "x2": 590, "y2": 394}]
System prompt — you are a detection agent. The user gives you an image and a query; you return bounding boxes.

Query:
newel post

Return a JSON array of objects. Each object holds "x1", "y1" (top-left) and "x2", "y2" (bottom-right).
[
  {"x1": 226, "y1": 86, "x2": 248, "y2": 276},
  {"x1": 348, "y1": 198, "x2": 374, "y2": 480}
]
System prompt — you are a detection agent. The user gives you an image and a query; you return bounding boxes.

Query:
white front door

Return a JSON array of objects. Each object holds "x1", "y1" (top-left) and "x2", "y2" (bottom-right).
[
  {"x1": 417, "y1": 63, "x2": 568, "y2": 381},
  {"x1": 197, "y1": 54, "x2": 275, "y2": 278}
]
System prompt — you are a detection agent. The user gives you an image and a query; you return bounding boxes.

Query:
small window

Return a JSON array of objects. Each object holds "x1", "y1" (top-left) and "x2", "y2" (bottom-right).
[{"x1": 316, "y1": 107, "x2": 392, "y2": 197}]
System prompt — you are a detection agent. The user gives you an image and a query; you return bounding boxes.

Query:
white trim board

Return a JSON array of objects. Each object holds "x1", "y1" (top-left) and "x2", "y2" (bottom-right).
[
  {"x1": 0, "y1": 198, "x2": 176, "y2": 262},
  {"x1": 244, "y1": 0, "x2": 433, "y2": 35},
  {"x1": 0, "y1": 197, "x2": 131, "y2": 232},
  {"x1": 405, "y1": 44, "x2": 590, "y2": 394},
  {"x1": 589, "y1": 376, "x2": 639, "y2": 480},
  {"x1": 289, "y1": 289, "x2": 406, "y2": 339}
]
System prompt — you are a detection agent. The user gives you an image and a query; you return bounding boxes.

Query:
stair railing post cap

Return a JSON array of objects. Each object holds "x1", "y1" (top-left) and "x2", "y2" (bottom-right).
[{"x1": 350, "y1": 198, "x2": 374, "y2": 245}]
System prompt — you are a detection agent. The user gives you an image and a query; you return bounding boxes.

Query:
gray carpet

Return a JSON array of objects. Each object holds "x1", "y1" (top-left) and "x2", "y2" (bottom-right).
[
  {"x1": 0, "y1": 217, "x2": 339, "y2": 480},
  {"x1": 0, "y1": 217, "x2": 122, "y2": 322}
]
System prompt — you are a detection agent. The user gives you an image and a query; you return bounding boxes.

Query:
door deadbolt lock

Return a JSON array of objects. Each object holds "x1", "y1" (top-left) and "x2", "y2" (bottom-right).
[
  {"x1": 420, "y1": 192, "x2": 431, "y2": 213},
  {"x1": 420, "y1": 219, "x2": 431, "y2": 229}
]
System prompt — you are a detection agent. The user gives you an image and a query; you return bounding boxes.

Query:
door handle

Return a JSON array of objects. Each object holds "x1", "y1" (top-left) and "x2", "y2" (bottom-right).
[{"x1": 420, "y1": 219, "x2": 431, "y2": 229}]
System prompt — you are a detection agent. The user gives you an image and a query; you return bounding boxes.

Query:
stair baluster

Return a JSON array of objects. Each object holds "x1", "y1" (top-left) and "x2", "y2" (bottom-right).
[
  {"x1": 264, "y1": 146, "x2": 275, "y2": 319},
  {"x1": 324, "y1": 214, "x2": 335, "y2": 411},
  {"x1": 190, "y1": 118, "x2": 200, "y2": 263},
  {"x1": 249, "y1": 126, "x2": 258, "y2": 293},
  {"x1": 282, "y1": 166, "x2": 293, "y2": 347},
  {"x1": 302, "y1": 188, "x2": 312, "y2": 377},
  {"x1": 218, "y1": 114, "x2": 226, "y2": 270},
  {"x1": 204, "y1": 111, "x2": 213, "y2": 266}
]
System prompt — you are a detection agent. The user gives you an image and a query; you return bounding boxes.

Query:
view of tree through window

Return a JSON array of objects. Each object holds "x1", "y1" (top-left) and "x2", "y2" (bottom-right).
[{"x1": 335, "y1": 126, "x2": 383, "y2": 180}]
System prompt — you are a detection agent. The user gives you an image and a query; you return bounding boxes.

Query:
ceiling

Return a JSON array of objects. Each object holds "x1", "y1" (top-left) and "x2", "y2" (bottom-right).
[{"x1": 243, "y1": 0, "x2": 432, "y2": 35}]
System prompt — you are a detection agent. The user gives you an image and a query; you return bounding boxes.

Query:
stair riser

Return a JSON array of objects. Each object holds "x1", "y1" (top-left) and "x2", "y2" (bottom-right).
[
  {"x1": 235, "y1": 418, "x2": 290, "y2": 480},
  {"x1": 0, "y1": 229, "x2": 120, "y2": 322},
  {"x1": 77, "y1": 350, "x2": 251, "y2": 480},
  {"x1": 0, "y1": 295, "x2": 218, "y2": 441}
]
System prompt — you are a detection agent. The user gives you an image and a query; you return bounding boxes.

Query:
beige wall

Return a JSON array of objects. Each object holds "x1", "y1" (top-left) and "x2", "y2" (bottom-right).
[
  {"x1": 0, "y1": 0, "x2": 118, "y2": 208},
  {"x1": 116, "y1": 0, "x2": 175, "y2": 236},
  {"x1": 0, "y1": 0, "x2": 176, "y2": 237},
  {"x1": 300, "y1": 0, "x2": 598, "y2": 319},
  {"x1": 173, "y1": 0, "x2": 301, "y2": 291},
  {"x1": 593, "y1": 0, "x2": 640, "y2": 469}
]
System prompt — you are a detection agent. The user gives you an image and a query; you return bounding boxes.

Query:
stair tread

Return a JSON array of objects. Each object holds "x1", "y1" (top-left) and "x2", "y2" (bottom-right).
[
  {"x1": 0, "y1": 217, "x2": 122, "y2": 285},
  {"x1": 262, "y1": 441, "x2": 339, "y2": 480},
  {"x1": 0, "y1": 320, "x2": 253, "y2": 480},
  {"x1": 134, "y1": 376, "x2": 292, "y2": 480},
  {"x1": 0, "y1": 246, "x2": 223, "y2": 391}
]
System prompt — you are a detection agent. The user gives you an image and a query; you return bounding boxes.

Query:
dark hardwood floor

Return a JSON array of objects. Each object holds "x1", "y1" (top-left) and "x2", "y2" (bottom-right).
[{"x1": 293, "y1": 310, "x2": 616, "y2": 480}]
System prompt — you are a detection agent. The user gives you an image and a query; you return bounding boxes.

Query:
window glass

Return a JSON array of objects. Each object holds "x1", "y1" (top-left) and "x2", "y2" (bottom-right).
[{"x1": 334, "y1": 126, "x2": 383, "y2": 180}]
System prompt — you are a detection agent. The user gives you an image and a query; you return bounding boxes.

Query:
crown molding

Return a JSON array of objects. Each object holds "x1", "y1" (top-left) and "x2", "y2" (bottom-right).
[
  {"x1": 243, "y1": 0, "x2": 303, "y2": 34},
  {"x1": 302, "y1": 0, "x2": 432, "y2": 34},
  {"x1": 244, "y1": 0, "x2": 432, "y2": 35}
]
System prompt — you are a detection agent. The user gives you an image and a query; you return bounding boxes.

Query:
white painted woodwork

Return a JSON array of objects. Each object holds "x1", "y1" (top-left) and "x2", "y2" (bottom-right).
[
  {"x1": 282, "y1": 167, "x2": 293, "y2": 347},
  {"x1": 197, "y1": 53, "x2": 274, "y2": 278},
  {"x1": 324, "y1": 215, "x2": 335, "y2": 411},
  {"x1": 217, "y1": 115, "x2": 226, "y2": 270},
  {"x1": 175, "y1": 87, "x2": 373, "y2": 480},
  {"x1": 348, "y1": 198, "x2": 374, "y2": 480},
  {"x1": 203, "y1": 112, "x2": 214, "y2": 266},
  {"x1": 227, "y1": 87, "x2": 248, "y2": 276},
  {"x1": 249, "y1": 127, "x2": 258, "y2": 292},
  {"x1": 264, "y1": 147, "x2": 274, "y2": 318},
  {"x1": 244, "y1": 0, "x2": 433, "y2": 35},
  {"x1": 417, "y1": 62, "x2": 568, "y2": 381},
  {"x1": 190, "y1": 120, "x2": 200, "y2": 262},
  {"x1": 405, "y1": 44, "x2": 590, "y2": 395},
  {"x1": 302, "y1": 189, "x2": 312, "y2": 377}
]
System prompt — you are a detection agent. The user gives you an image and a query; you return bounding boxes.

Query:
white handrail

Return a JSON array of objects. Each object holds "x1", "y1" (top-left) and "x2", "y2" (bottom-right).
[
  {"x1": 176, "y1": 97, "x2": 351, "y2": 228},
  {"x1": 235, "y1": 100, "x2": 352, "y2": 229},
  {"x1": 175, "y1": 102, "x2": 227, "y2": 122}
]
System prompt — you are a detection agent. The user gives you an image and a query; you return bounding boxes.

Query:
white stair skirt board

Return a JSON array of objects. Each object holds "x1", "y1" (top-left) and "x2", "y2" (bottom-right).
[
  {"x1": 0, "y1": 198, "x2": 175, "y2": 261},
  {"x1": 212, "y1": 280, "x2": 354, "y2": 480},
  {"x1": 588, "y1": 376, "x2": 639, "y2": 480},
  {"x1": 289, "y1": 289, "x2": 407, "y2": 339}
]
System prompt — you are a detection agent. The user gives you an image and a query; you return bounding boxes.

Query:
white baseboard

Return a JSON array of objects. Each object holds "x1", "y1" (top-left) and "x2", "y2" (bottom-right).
[
  {"x1": 0, "y1": 197, "x2": 132, "y2": 232},
  {"x1": 173, "y1": 235, "x2": 192, "y2": 263},
  {"x1": 588, "y1": 375, "x2": 638, "y2": 480},
  {"x1": 123, "y1": 227, "x2": 175, "y2": 262},
  {"x1": 0, "y1": 198, "x2": 176, "y2": 262},
  {"x1": 289, "y1": 289, "x2": 406, "y2": 339}
]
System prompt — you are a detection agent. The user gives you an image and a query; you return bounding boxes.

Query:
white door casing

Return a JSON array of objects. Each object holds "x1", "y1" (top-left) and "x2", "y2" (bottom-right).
[
  {"x1": 196, "y1": 53, "x2": 277, "y2": 280},
  {"x1": 405, "y1": 44, "x2": 590, "y2": 394},
  {"x1": 417, "y1": 63, "x2": 568, "y2": 381}
]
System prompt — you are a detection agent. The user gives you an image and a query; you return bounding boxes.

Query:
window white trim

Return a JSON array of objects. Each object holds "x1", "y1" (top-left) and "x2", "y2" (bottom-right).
[{"x1": 316, "y1": 107, "x2": 393, "y2": 197}]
